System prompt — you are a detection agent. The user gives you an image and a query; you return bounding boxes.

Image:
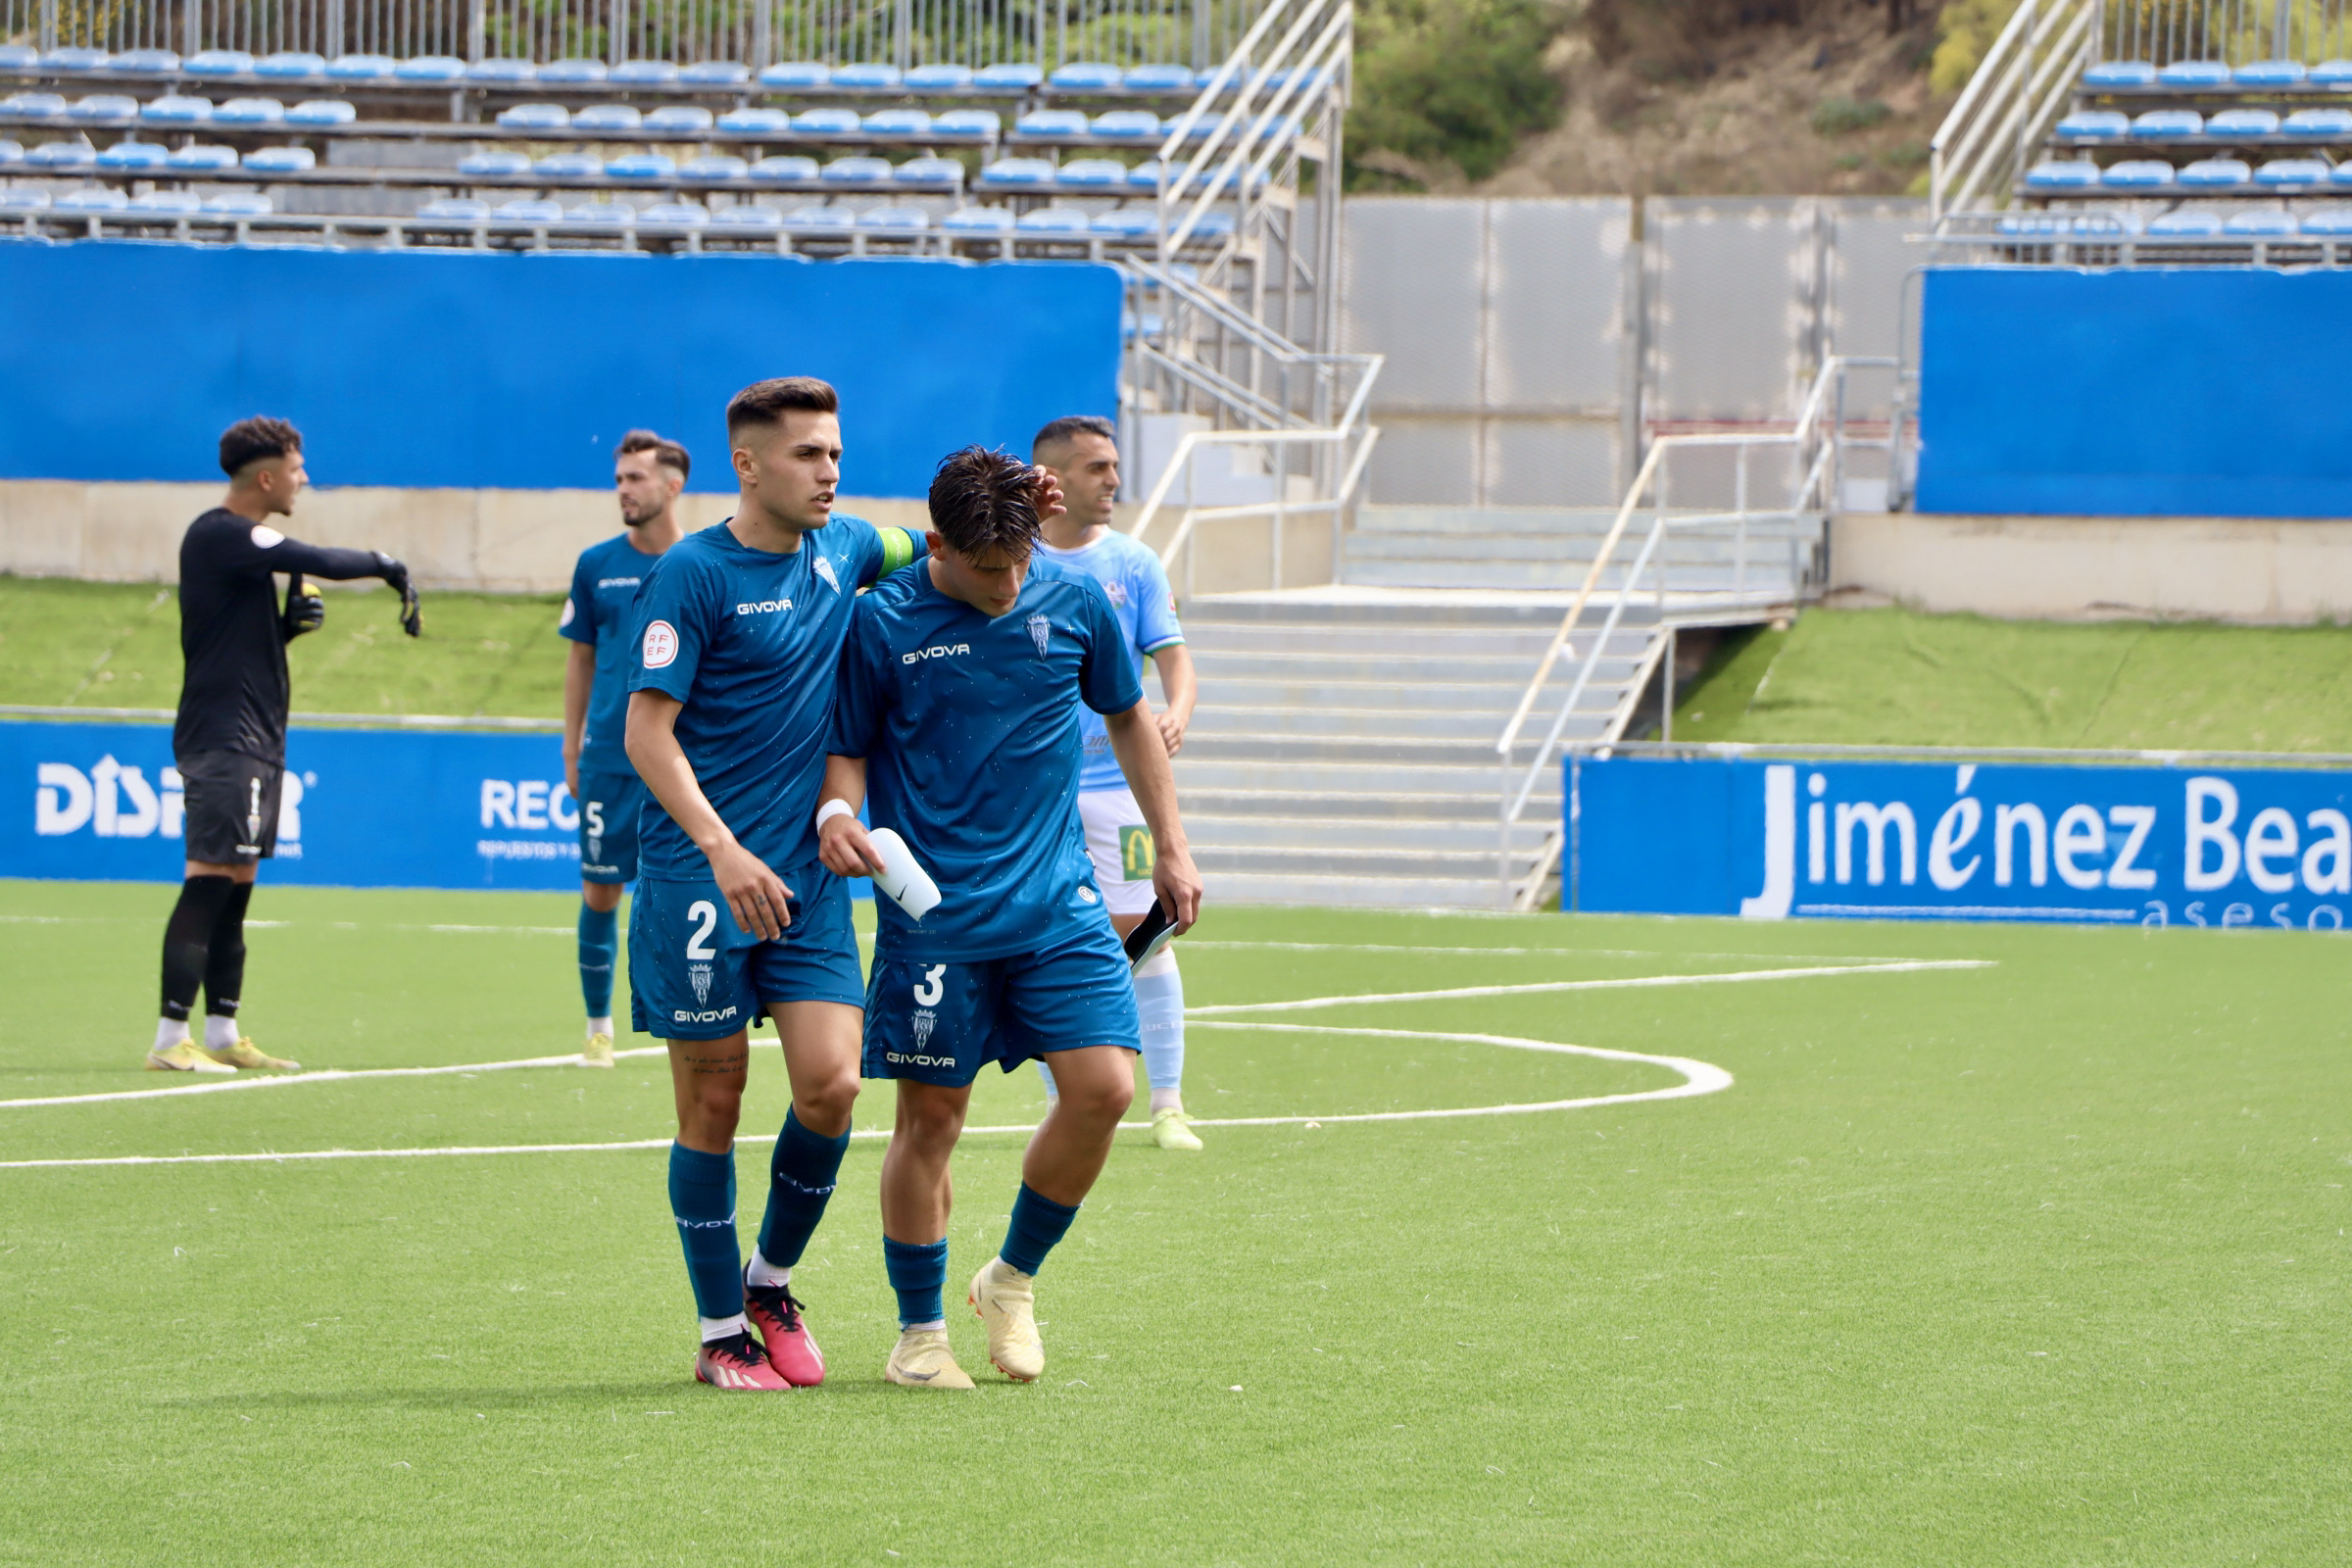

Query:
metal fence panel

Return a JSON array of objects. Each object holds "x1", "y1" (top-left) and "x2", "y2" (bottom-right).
[
  {"x1": 1484, "y1": 419, "x2": 1618, "y2": 508},
  {"x1": 1339, "y1": 198, "x2": 1486, "y2": 413},
  {"x1": 1363, "y1": 417, "x2": 1479, "y2": 506},
  {"x1": 1646, "y1": 197, "x2": 1817, "y2": 425},
  {"x1": 1485, "y1": 198, "x2": 1629, "y2": 416}
]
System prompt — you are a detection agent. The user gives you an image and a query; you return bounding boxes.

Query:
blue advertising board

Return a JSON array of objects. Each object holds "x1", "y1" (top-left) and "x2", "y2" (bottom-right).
[
  {"x1": 1572, "y1": 754, "x2": 2352, "y2": 929},
  {"x1": 0, "y1": 718, "x2": 871, "y2": 895}
]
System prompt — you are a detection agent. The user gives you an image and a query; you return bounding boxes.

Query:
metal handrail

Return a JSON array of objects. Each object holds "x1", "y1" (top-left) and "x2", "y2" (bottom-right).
[{"x1": 1931, "y1": 0, "x2": 2098, "y2": 220}]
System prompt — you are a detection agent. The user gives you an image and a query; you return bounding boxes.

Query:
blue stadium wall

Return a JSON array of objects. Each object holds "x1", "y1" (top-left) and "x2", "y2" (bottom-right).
[
  {"x1": 1916, "y1": 268, "x2": 2352, "y2": 518},
  {"x1": 0, "y1": 242, "x2": 1120, "y2": 499}
]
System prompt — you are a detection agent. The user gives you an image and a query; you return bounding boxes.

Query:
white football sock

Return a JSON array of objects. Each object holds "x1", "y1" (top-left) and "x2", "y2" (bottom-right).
[
  {"x1": 1150, "y1": 1088, "x2": 1184, "y2": 1115},
  {"x1": 153, "y1": 1017, "x2": 190, "y2": 1053},
  {"x1": 587, "y1": 1015, "x2": 613, "y2": 1039},
  {"x1": 902, "y1": 1319, "x2": 946, "y2": 1334},
  {"x1": 204, "y1": 1015, "x2": 240, "y2": 1051},
  {"x1": 744, "y1": 1250, "x2": 791, "y2": 1289},
  {"x1": 699, "y1": 1313, "x2": 750, "y2": 1344}
]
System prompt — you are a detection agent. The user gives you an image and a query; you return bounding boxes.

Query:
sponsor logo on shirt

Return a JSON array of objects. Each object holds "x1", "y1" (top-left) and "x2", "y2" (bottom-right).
[
  {"x1": 1103, "y1": 579, "x2": 1128, "y2": 605},
  {"x1": 812, "y1": 555, "x2": 841, "y2": 594},
  {"x1": 736, "y1": 598, "x2": 794, "y2": 616},
  {"x1": 559, "y1": 597, "x2": 576, "y2": 628},
  {"x1": 902, "y1": 643, "x2": 971, "y2": 665},
  {"x1": 642, "y1": 619, "x2": 679, "y2": 668},
  {"x1": 251, "y1": 524, "x2": 284, "y2": 549},
  {"x1": 596, "y1": 575, "x2": 643, "y2": 590}
]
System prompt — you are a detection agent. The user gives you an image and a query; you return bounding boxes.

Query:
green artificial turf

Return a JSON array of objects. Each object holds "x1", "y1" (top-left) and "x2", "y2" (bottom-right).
[{"x1": 1, "y1": 880, "x2": 2346, "y2": 1565}]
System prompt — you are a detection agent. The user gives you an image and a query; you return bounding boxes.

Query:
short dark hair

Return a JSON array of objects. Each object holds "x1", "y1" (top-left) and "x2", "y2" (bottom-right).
[
  {"x1": 616, "y1": 428, "x2": 691, "y2": 480},
  {"x1": 928, "y1": 446, "x2": 1042, "y2": 564},
  {"x1": 219, "y1": 416, "x2": 301, "y2": 477},
  {"x1": 726, "y1": 376, "x2": 838, "y2": 437},
  {"x1": 1031, "y1": 415, "x2": 1117, "y2": 461}
]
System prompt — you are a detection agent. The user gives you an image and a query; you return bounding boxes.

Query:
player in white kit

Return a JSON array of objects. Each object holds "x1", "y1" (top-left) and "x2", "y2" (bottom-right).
[{"x1": 1029, "y1": 416, "x2": 1202, "y2": 1151}]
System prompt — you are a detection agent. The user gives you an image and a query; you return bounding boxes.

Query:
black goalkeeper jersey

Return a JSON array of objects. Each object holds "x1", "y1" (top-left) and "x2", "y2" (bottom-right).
[{"x1": 172, "y1": 508, "x2": 384, "y2": 765}]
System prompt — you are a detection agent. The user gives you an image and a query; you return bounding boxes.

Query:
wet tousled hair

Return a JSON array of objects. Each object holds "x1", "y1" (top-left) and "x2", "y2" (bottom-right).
[
  {"x1": 928, "y1": 446, "x2": 1042, "y2": 564},
  {"x1": 725, "y1": 376, "x2": 838, "y2": 438},
  {"x1": 219, "y1": 416, "x2": 302, "y2": 477},
  {"x1": 615, "y1": 428, "x2": 691, "y2": 481},
  {"x1": 1030, "y1": 414, "x2": 1117, "y2": 461}
]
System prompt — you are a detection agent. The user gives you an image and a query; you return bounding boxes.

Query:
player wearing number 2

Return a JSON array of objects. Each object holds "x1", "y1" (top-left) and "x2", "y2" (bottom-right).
[{"x1": 622, "y1": 377, "x2": 925, "y2": 1392}]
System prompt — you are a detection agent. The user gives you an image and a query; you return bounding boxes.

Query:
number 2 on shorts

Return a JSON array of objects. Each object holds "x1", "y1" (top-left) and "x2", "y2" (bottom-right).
[{"x1": 686, "y1": 900, "x2": 718, "y2": 959}]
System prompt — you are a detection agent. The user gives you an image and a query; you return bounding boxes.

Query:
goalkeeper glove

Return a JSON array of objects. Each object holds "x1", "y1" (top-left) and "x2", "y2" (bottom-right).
[
  {"x1": 280, "y1": 572, "x2": 325, "y2": 642},
  {"x1": 375, "y1": 552, "x2": 422, "y2": 638}
]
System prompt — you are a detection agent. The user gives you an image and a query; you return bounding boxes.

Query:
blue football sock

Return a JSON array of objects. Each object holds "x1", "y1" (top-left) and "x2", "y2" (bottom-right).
[
  {"x1": 1135, "y1": 962, "x2": 1186, "y2": 1092},
  {"x1": 882, "y1": 1236, "x2": 948, "y2": 1327},
  {"x1": 756, "y1": 1106, "x2": 850, "y2": 1270},
  {"x1": 666, "y1": 1143, "x2": 743, "y2": 1322},
  {"x1": 577, "y1": 902, "x2": 618, "y2": 1019},
  {"x1": 1000, "y1": 1183, "x2": 1079, "y2": 1277}
]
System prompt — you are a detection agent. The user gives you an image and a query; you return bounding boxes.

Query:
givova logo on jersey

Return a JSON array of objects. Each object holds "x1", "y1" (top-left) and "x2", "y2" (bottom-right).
[{"x1": 35, "y1": 756, "x2": 308, "y2": 856}]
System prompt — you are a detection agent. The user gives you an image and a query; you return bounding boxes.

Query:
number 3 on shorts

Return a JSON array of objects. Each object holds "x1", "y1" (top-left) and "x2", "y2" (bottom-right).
[
  {"x1": 913, "y1": 963, "x2": 945, "y2": 1005},
  {"x1": 686, "y1": 900, "x2": 718, "y2": 959}
]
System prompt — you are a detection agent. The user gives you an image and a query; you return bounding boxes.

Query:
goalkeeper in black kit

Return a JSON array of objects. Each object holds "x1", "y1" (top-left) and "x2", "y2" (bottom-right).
[{"x1": 145, "y1": 416, "x2": 423, "y2": 1074}]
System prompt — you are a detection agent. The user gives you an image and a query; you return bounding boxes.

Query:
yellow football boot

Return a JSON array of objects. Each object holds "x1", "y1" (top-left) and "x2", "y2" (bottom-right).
[
  {"x1": 146, "y1": 1041, "x2": 234, "y2": 1074},
  {"x1": 200, "y1": 1037, "x2": 300, "y2": 1070},
  {"x1": 969, "y1": 1258, "x2": 1045, "y2": 1382},
  {"x1": 884, "y1": 1328, "x2": 975, "y2": 1390},
  {"x1": 1151, "y1": 1107, "x2": 1203, "y2": 1152},
  {"x1": 580, "y1": 1031, "x2": 615, "y2": 1068}
]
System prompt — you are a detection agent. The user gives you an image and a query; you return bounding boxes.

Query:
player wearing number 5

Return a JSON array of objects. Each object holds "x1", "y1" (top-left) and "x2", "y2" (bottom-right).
[
  {"x1": 816, "y1": 446, "x2": 1202, "y2": 1391},
  {"x1": 623, "y1": 378, "x2": 925, "y2": 1393}
]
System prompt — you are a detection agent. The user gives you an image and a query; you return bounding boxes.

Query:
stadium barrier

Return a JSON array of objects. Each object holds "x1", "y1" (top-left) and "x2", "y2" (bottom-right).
[
  {"x1": 0, "y1": 715, "x2": 880, "y2": 895},
  {"x1": 1568, "y1": 745, "x2": 2352, "y2": 927}
]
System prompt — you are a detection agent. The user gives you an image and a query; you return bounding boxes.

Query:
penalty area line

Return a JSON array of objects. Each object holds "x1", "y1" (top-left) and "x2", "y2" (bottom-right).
[
  {"x1": 1186, "y1": 958, "x2": 1996, "y2": 1015},
  {"x1": 0, "y1": 1047, "x2": 672, "y2": 1109}
]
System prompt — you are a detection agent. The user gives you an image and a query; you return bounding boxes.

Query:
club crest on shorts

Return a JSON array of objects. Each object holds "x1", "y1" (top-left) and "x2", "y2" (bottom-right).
[
  {"x1": 812, "y1": 554, "x2": 841, "y2": 594},
  {"x1": 910, "y1": 1007, "x2": 937, "y2": 1052},
  {"x1": 1026, "y1": 612, "x2": 1051, "y2": 658},
  {"x1": 688, "y1": 962, "x2": 712, "y2": 1007}
]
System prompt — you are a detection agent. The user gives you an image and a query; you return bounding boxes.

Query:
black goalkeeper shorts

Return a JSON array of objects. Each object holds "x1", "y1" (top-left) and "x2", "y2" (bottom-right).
[{"x1": 177, "y1": 750, "x2": 283, "y2": 863}]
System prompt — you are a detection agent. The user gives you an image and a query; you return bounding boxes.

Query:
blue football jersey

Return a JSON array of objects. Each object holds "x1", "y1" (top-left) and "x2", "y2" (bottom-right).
[
  {"x1": 627, "y1": 516, "x2": 922, "y2": 879},
  {"x1": 827, "y1": 557, "x2": 1145, "y2": 960},
  {"x1": 559, "y1": 532, "x2": 662, "y2": 777},
  {"x1": 1034, "y1": 530, "x2": 1184, "y2": 792}
]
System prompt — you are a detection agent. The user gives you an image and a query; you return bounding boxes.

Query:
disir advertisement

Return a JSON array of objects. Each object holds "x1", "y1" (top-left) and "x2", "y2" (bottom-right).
[{"x1": 1572, "y1": 755, "x2": 2352, "y2": 929}]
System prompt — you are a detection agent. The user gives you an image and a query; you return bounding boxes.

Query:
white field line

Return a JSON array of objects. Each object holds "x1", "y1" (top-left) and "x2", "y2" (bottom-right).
[
  {"x1": 1185, "y1": 958, "x2": 1996, "y2": 1015},
  {"x1": 0, "y1": 1047, "x2": 673, "y2": 1108}
]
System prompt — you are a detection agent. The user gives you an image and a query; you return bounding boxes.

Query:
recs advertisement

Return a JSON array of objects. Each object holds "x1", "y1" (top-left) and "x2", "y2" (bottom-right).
[
  {"x1": 1573, "y1": 756, "x2": 2352, "y2": 928},
  {"x1": 3, "y1": 719, "x2": 584, "y2": 890}
]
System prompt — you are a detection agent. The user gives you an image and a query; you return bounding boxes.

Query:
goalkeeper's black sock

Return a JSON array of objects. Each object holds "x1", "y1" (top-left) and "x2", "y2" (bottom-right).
[
  {"x1": 202, "y1": 879, "x2": 254, "y2": 1022},
  {"x1": 160, "y1": 875, "x2": 236, "y2": 1022}
]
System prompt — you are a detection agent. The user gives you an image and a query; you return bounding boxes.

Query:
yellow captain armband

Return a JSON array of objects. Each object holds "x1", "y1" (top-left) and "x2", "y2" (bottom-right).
[{"x1": 877, "y1": 525, "x2": 917, "y2": 575}]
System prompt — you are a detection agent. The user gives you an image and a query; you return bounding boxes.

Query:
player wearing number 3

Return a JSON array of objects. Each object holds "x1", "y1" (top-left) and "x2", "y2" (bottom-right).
[{"x1": 622, "y1": 378, "x2": 925, "y2": 1392}]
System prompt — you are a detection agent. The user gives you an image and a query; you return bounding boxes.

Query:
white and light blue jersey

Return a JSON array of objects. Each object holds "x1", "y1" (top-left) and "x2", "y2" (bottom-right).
[
  {"x1": 626, "y1": 516, "x2": 922, "y2": 880},
  {"x1": 827, "y1": 557, "x2": 1145, "y2": 961},
  {"x1": 559, "y1": 532, "x2": 660, "y2": 777},
  {"x1": 1033, "y1": 530, "x2": 1184, "y2": 792}
]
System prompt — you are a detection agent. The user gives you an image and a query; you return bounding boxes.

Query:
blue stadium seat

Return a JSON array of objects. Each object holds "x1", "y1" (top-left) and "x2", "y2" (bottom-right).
[
  {"x1": 613, "y1": 60, "x2": 682, "y2": 85},
  {"x1": 834, "y1": 64, "x2": 902, "y2": 88},
  {"x1": 494, "y1": 197, "x2": 564, "y2": 220},
  {"x1": 1123, "y1": 65, "x2": 1195, "y2": 92},
  {"x1": 539, "y1": 60, "x2": 610, "y2": 84},
  {"x1": 1122, "y1": 312, "x2": 1164, "y2": 344},
  {"x1": 681, "y1": 154, "x2": 748, "y2": 179},
  {"x1": 70, "y1": 95, "x2": 138, "y2": 121},
  {"x1": 2205, "y1": 108, "x2": 2278, "y2": 135},
  {"x1": 497, "y1": 103, "x2": 569, "y2": 130},
  {"x1": 636, "y1": 203, "x2": 710, "y2": 226},
  {"x1": 1050, "y1": 62, "x2": 1123, "y2": 90},
  {"x1": 2158, "y1": 60, "x2": 2231, "y2": 87},
  {"x1": 718, "y1": 108, "x2": 790, "y2": 132},
  {"x1": 396, "y1": 56, "x2": 467, "y2": 82},
  {"x1": 2256, "y1": 158, "x2": 2329, "y2": 185},
  {"x1": 975, "y1": 63, "x2": 1042, "y2": 90},
  {"x1": 95, "y1": 140, "x2": 169, "y2": 169},
  {"x1": 468, "y1": 59, "x2": 537, "y2": 83},
  {"x1": 2224, "y1": 209, "x2": 2297, "y2": 233},
  {"x1": 760, "y1": 62, "x2": 829, "y2": 87},
  {"x1": 1993, "y1": 211, "x2": 2140, "y2": 237},
  {"x1": 2129, "y1": 109, "x2": 2201, "y2": 136},
  {"x1": 0, "y1": 45, "x2": 39, "y2": 71},
  {"x1": 565, "y1": 201, "x2": 632, "y2": 223},
  {"x1": 4, "y1": 93, "x2": 68, "y2": 117},
  {"x1": 894, "y1": 156, "x2": 963, "y2": 184},
  {"x1": 57, "y1": 185, "x2": 128, "y2": 211},
  {"x1": 1126, "y1": 160, "x2": 1164, "y2": 189},
  {"x1": 460, "y1": 150, "x2": 533, "y2": 175},
  {"x1": 242, "y1": 145, "x2": 314, "y2": 172},
  {"x1": 1016, "y1": 206, "x2": 1091, "y2": 233},
  {"x1": 2283, "y1": 108, "x2": 2352, "y2": 136},
  {"x1": 751, "y1": 155, "x2": 820, "y2": 181},
  {"x1": 140, "y1": 95, "x2": 213, "y2": 123},
  {"x1": 1161, "y1": 114, "x2": 1217, "y2": 139},
  {"x1": 40, "y1": 48, "x2": 110, "y2": 73},
  {"x1": 534, "y1": 153, "x2": 601, "y2": 177},
  {"x1": 980, "y1": 156, "x2": 1055, "y2": 185},
  {"x1": 2145, "y1": 210, "x2": 2223, "y2": 235},
  {"x1": 2299, "y1": 206, "x2": 2352, "y2": 232},
  {"x1": 606, "y1": 151, "x2": 677, "y2": 177},
  {"x1": 1090, "y1": 208, "x2": 1158, "y2": 236},
  {"x1": 792, "y1": 108, "x2": 861, "y2": 134},
  {"x1": 2099, "y1": 159, "x2": 2174, "y2": 187},
  {"x1": 787, "y1": 204, "x2": 855, "y2": 228},
  {"x1": 256, "y1": 52, "x2": 325, "y2": 79},
  {"x1": 326, "y1": 54, "x2": 396, "y2": 80},
  {"x1": 1013, "y1": 109, "x2": 1090, "y2": 139},
  {"x1": 821, "y1": 155, "x2": 893, "y2": 182},
  {"x1": 187, "y1": 50, "x2": 255, "y2": 77},
  {"x1": 2025, "y1": 158, "x2": 2101, "y2": 188},
  {"x1": 2233, "y1": 60, "x2": 2305, "y2": 86},
  {"x1": 0, "y1": 140, "x2": 21, "y2": 164},
  {"x1": 204, "y1": 191, "x2": 272, "y2": 215},
  {"x1": 1056, "y1": 158, "x2": 1127, "y2": 186},
  {"x1": 130, "y1": 189, "x2": 203, "y2": 214},
  {"x1": 215, "y1": 98, "x2": 287, "y2": 124},
  {"x1": 861, "y1": 205, "x2": 930, "y2": 227},
  {"x1": 863, "y1": 109, "x2": 932, "y2": 136},
  {"x1": 416, "y1": 198, "x2": 490, "y2": 220},
  {"x1": 1092, "y1": 110, "x2": 1161, "y2": 138},
  {"x1": 574, "y1": 104, "x2": 643, "y2": 130},
  {"x1": 2334, "y1": 163, "x2": 2352, "y2": 187},
  {"x1": 682, "y1": 61, "x2": 750, "y2": 85},
  {"x1": 713, "y1": 203, "x2": 784, "y2": 227},
  {"x1": 0, "y1": 188, "x2": 50, "y2": 211},
  {"x1": 286, "y1": 99, "x2": 356, "y2": 125},
  {"x1": 941, "y1": 205, "x2": 1013, "y2": 231},
  {"x1": 27, "y1": 139, "x2": 96, "y2": 168},
  {"x1": 2316, "y1": 59, "x2": 2352, "y2": 86},
  {"x1": 2178, "y1": 157, "x2": 2251, "y2": 186},
  {"x1": 906, "y1": 64, "x2": 974, "y2": 90},
  {"x1": 114, "y1": 49, "x2": 180, "y2": 74},
  {"x1": 2081, "y1": 60, "x2": 2157, "y2": 88},
  {"x1": 931, "y1": 109, "x2": 1000, "y2": 138},
  {"x1": 647, "y1": 106, "x2": 715, "y2": 131}
]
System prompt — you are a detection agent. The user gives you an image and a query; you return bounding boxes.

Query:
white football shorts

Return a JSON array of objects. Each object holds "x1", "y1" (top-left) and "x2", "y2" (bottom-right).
[{"x1": 1077, "y1": 786, "x2": 1160, "y2": 916}]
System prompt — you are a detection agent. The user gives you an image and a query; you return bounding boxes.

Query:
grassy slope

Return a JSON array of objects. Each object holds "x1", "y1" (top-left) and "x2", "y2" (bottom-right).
[{"x1": 0, "y1": 884, "x2": 2345, "y2": 1564}]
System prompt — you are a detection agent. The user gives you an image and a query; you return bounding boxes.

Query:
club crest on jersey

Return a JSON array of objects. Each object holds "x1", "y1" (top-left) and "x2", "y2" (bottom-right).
[
  {"x1": 1026, "y1": 612, "x2": 1052, "y2": 657},
  {"x1": 812, "y1": 555, "x2": 841, "y2": 594},
  {"x1": 688, "y1": 962, "x2": 712, "y2": 1007},
  {"x1": 910, "y1": 1007, "x2": 937, "y2": 1052}
]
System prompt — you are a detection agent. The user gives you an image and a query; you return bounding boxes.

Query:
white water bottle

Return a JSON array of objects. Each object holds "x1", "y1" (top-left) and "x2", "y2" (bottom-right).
[{"x1": 866, "y1": 827, "x2": 942, "y2": 921}]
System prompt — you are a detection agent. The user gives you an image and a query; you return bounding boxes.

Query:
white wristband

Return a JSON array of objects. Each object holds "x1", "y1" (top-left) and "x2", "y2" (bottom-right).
[{"x1": 814, "y1": 798, "x2": 856, "y2": 831}]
